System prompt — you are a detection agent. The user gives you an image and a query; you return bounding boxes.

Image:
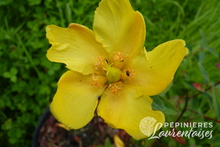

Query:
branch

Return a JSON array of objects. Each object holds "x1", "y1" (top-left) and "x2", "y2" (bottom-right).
[
  {"x1": 189, "y1": 81, "x2": 220, "y2": 99},
  {"x1": 175, "y1": 81, "x2": 220, "y2": 122},
  {"x1": 187, "y1": 109, "x2": 220, "y2": 123},
  {"x1": 175, "y1": 94, "x2": 189, "y2": 122}
]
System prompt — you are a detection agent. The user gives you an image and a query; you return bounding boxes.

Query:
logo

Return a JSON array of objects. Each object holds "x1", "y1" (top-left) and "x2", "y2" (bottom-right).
[
  {"x1": 139, "y1": 117, "x2": 213, "y2": 140},
  {"x1": 139, "y1": 117, "x2": 157, "y2": 136}
]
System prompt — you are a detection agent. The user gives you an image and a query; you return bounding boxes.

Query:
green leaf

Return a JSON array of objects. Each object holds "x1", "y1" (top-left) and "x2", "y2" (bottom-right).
[
  {"x1": 159, "y1": 82, "x2": 173, "y2": 97},
  {"x1": 65, "y1": 3, "x2": 72, "y2": 24},
  {"x1": 10, "y1": 76, "x2": 17, "y2": 83},
  {"x1": 198, "y1": 63, "x2": 209, "y2": 84},
  {"x1": 3, "y1": 71, "x2": 10, "y2": 78},
  {"x1": 199, "y1": 50, "x2": 205, "y2": 63},
  {"x1": 200, "y1": 29, "x2": 219, "y2": 57},
  {"x1": 10, "y1": 67, "x2": 18, "y2": 75},
  {"x1": 151, "y1": 95, "x2": 178, "y2": 115},
  {"x1": 27, "y1": 0, "x2": 41, "y2": 6},
  {"x1": 209, "y1": 134, "x2": 220, "y2": 145},
  {"x1": 204, "y1": 46, "x2": 219, "y2": 57},
  {"x1": 211, "y1": 87, "x2": 220, "y2": 119},
  {"x1": 200, "y1": 29, "x2": 207, "y2": 48},
  {"x1": 104, "y1": 138, "x2": 113, "y2": 147},
  {"x1": 0, "y1": 110, "x2": 7, "y2": 125},
  {"x1": 0, "y1": 0, "x2": 12, "y2": 6}
]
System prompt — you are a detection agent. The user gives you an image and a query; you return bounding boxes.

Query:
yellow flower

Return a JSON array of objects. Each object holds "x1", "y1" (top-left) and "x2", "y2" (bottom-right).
[{"x1": 46, "y1": 0, "x2": 188, "y2": 140}]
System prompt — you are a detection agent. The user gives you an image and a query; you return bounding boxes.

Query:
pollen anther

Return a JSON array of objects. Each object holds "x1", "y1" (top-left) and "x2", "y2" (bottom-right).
[
  {"x1": 126, "y1": 70, "x2": 130, "y2": 76},
  {"x1": 108, "y1": 81, "x2": 123, "y2": 95},
  {"x1": 113, "y1": 51, "x2": 128, "y2": 62},
  {"x1": 121, "y1": 68, "x2": 136, "y2": 82},
  {"x1": 91, "y1": 74, "x2": 102, "y2": 87},
  {"x1": 95, "y1": 56, "x2": 107, "y2": 70}
]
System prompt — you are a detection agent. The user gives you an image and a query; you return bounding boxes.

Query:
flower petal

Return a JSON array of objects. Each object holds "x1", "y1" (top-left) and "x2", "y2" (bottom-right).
[
  {"x1": 93, "y1": 0, "x2": 146, "y2": 57},
  {"x1": 46, "y1": 23, "x2": 107, "y2": 75},
  {"x1": 124, "y1": 39, "x2": 188, "y2": 96},
  {"x1": 50, "y1": 70, "x2": 106, "y2": 129},
  {"x1": 97, "y1": 85, "x2": 164, "y2": 140}
]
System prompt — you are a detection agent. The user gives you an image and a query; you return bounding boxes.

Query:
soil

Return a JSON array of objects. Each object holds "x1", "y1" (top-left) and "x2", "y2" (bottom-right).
[{"x1": 36, "y1": 112, "x2": 134, "y2": 147}]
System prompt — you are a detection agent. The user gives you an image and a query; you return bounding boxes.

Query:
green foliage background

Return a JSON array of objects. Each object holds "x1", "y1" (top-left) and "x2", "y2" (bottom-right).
[{"x1": 0, "y1": 0, "x2": 219, "y2": 146}]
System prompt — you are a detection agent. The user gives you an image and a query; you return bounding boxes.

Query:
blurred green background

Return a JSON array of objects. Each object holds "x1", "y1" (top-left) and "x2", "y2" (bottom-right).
[{"x1": 0, "y1": 0, "x2": 219, "y2": 146}]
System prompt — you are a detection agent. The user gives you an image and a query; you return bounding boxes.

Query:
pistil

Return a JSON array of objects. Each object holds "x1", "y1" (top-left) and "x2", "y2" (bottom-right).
[{"x1": 106, "y1": 66, "x2": 121, "y2": 83}]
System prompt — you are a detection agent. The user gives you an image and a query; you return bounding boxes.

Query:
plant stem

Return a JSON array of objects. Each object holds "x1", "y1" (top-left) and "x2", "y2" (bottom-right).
[
  {"x1": 16, "y1": 34, "x2": 42, "y2": 80},
  {"x1": 175, "y1": 94, "x2": 189, "y2": 122},
  {"x1": 187, "y1": 109, "x2": 220, "y2": 123},
  {"x1": 189, "y1": 81, "x2": 220, "y2": 99}
]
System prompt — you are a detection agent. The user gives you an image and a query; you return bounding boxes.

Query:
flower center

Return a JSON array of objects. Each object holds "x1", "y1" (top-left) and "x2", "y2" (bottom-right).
[
  {"x1": 106, "y1": 66, "x2": 121, "y2": 83},
  {"x1": 94, "y1": 53, "x2": 135, "y2": 95}
]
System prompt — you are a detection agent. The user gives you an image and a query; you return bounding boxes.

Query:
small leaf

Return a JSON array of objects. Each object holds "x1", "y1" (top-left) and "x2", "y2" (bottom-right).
[
  {"x1": 0, "y1": 0, "x2": 12, "y2": 6},
  {"x1": 0, "y1": 110, "x2": 7, "y2": 124},
  {"x1": 199, "y1": 50, "x2": 205, "y2": 63},
  {"x1": 211, "y1": 87, "x2": 220, "y2": 119},
  {"x1": 198, "y1": 63, "x2": 209, "y2": 84},
  {"x1": 10, "y1": 67, "x2": 18, "y2": 75},
  {"x1": 3, "y1": 71, "x2": 11, "y2": 78},
  {"x1": 151, "y1": 95, "x2": 178, "y2": 115},
  {"x1": 65, "y1": 3, "x2": 72, "y2": 24},
  {"x1": 10, "y1": 76, "x2": 17, "y2": 83},
  {"x1": 104, "y1": 138, "x2": 113, "y2": 147},
  {"x1": 204, "y1": 46, "x2": 219, "y2": 57},
  {"x1": 200, "y1": 29, "x2": 218, "y2": 57},
  {"x1": 159, "y1": 82, "x2": 173, "y2": 97},
  {"x1": 209, "y1": 134, "x2": 220, "y2": 145},
  {"x1": 27, "y1": 0, "x2": 41, "y2": 6},
  {"x1": 200, "y1": 29, "x2": 207, "y2": 48}
]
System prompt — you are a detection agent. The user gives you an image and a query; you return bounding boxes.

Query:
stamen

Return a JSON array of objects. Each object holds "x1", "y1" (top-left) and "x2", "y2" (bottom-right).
[
  {"x1": 108, "y1": 81, "x2": 123, "y2": 95},
  {"x1": 91, "y1": 74, "x2": 103, "y2": 87},
  {"x1": 121, "y1": 68, "x2": 136, "y2": 81},
  {"x1": 113, "y1": 51, "x2": 128, "y2": 62},
  {"x1": 95, "y1": 56, "x2": 107, "y2": 70},
  {"x1": 126, "y1": 70, "x2": 130, "y2": 76},
  {"x1": 105, "y1": 59, "x2": 108, "y2": 63}
]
